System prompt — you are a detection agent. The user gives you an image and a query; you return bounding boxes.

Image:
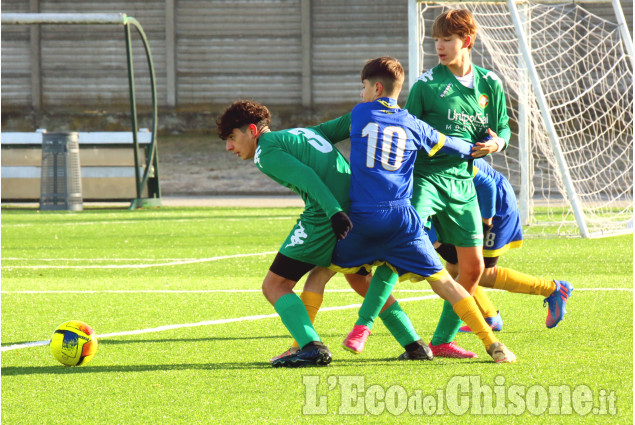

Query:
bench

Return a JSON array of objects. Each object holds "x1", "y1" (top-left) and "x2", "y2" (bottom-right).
[{"x1": 1, "y1": 130, "x2": 153, "y2": 201}]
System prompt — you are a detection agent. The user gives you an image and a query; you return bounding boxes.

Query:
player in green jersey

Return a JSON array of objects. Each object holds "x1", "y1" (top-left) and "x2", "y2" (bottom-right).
[
  {"x1": 404, "y1": 9, "x2": 512, "y2": 358},
  {"x1": 216, "y1": 100, "x2": 432, "y2": 366}
]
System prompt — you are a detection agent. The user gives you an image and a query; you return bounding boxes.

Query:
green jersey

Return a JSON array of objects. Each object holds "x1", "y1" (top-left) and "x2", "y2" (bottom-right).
[
  {"x1": 405, "y1": 64, "x2": 511, "y2": 179},
  {"x1": 255, "y1": 114, "x2": 351, "y2": 220}
]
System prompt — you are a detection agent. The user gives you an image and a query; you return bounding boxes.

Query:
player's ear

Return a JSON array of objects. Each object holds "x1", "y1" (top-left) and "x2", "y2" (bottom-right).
[
  {"x1": 375, "y1": 81, "x2": 384, "y2": 97},
  {"x1": 463, "y1": 36, "x2": 471, "y2": 49},
  {"x1": 248, "y1": 123, "x2": 259, "y2": 137}
]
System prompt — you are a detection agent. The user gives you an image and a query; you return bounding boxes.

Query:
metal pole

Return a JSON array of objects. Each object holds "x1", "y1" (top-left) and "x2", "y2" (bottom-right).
[
  {"x1": 124, "y1": 20, "x2": 143, "y2": 204},
  {"x1": 517, "y1": 2, "x2": 532, "y2": 225},
  {"x1": 408, "y1": 0, "x2": 420, "y2": 88},
  {"x1": 127, "y1": 17, "x2": 161, "y2": 206},
  {"x1": 507, "y1": 0, "x2": 590, "y2": 237},
  {"x1": 611, "y1": 0, "x2": 634, "y2": 67}
]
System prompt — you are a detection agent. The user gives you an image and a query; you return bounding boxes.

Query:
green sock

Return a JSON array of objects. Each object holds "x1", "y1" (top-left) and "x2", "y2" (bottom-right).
[
  {"x1": 355, "y1": 264, "x2": 398, "y2": 328},
  {"x1": 379, "y1": 301, "x2": 420, "y2": 347},
  {"x1": 274, "y1": 293, "x2": 320, "y2": 348},
  {"x1": 430, "y1": 299, "x2": 463, "y2": 346}
]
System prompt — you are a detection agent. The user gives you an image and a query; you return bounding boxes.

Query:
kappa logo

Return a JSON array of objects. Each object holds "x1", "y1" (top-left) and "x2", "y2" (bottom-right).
[
  {"x1": 483, "y1": 71, "x2": 500, "y2": 82},
  {"x1": 254, "y1": 146, "x2": 263, "y2": 168},
  {"x1": 417, "y1": 69, "x2": 434, "y2": 83},
  {"x1": 286, "y1": 221, "x2": 308, "y2": 248}
]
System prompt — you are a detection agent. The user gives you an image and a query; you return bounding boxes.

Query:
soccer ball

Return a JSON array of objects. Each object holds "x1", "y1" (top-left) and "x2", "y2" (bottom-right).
[{"x1": 50, "y1": 320, "x2": 98, "y2": 366}]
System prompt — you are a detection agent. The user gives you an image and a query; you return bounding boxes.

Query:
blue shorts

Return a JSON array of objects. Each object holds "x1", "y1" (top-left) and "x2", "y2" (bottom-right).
[
  {"x1": 483, "y1": 179, "x2": 523, "y2": 257},
  {"x1": 331, "y1": 200, "x2": 447, "y2": 282}
]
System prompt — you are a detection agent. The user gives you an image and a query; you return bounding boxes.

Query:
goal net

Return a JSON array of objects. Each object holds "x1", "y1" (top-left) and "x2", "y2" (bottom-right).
[{"x1": 410, "y1": 0, "x2": 633, "y2": 237}]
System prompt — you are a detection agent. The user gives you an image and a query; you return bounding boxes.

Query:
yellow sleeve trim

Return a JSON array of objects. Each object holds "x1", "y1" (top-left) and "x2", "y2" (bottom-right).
[{"x1": 429, "y1": 133, "x2": 446, "y2": 157}]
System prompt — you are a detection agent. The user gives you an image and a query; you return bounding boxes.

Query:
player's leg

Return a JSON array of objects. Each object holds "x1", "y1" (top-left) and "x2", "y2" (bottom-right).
[
  {"x1": 480, "y1": 266, "x2": 572, "y2": 328},
  {"x1": 429, "y1": 205, "x2": 484, "y2": 357},
  {"x1": 344, "y1": 268, "x2": 431, "y2": 359},
  {"x1": 263, "y1": 254, "x2": 321, "y2": 349},
  {"x1": 268, "y1": 218, "x2": 338, "y2": 367},
  {"x1": 479, "y1": 211, "x2": 572, "y2": 328},
  {"x1": 266, "y1": 262, "x2": 332, "y2": 367},
  {"x1": 341, "y1": 265, "x2": 396, "y2": 354},
  {"x1": 458, "y1": 256, "x2": 502, "y2": 332},
  {"x1": 271, "y1": 266, "x2": 335, "y2": 362},
  {"x1": 427, "y1": 276, "x2": 515, "y2": 363}
]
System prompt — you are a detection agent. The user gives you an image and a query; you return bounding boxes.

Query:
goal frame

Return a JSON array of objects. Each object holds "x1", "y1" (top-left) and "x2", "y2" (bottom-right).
[
  {"x1": 408, "y1": 0, "x2": 634, "y2": 238},
  {"x1": 0, "y1": 13, "x2": 161, "y2": 209}
]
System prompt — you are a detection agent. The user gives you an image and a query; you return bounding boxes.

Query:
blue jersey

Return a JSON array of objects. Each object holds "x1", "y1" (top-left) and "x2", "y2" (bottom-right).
[{"x1": 348, "y1": 98, "x2": 474, "y2": 207}]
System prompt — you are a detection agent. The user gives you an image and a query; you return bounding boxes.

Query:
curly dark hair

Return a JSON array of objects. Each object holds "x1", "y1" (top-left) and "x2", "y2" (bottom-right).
[{"x1": 216, "y1": 100, "x2": 272, "y2": 140}]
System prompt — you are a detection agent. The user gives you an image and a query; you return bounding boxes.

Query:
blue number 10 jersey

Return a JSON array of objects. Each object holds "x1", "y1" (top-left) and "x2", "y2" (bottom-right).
[{"x1": 348, "y1": 97, "x2": 473, "y2": 207}]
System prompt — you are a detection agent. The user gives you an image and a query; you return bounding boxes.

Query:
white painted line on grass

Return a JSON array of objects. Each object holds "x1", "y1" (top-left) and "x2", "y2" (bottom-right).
[
  {"x1": 1, "y1": 288, "x2": 629, "y2": 352},
  {"x1": 1, "y1": 252, "x2": 277, "y2": 269},
  {"x1": 3, "y1": 216, "x2": 295, "y2": 228},
  {"x1": 0, "y1": 295, "x2": 439, "y2": 352}
]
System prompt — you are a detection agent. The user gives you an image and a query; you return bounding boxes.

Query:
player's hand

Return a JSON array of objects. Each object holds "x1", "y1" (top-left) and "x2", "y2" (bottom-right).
[
  {"x1": 330, "y1": 211, "x2": 353, "y2": 240},
  {"x1": 471, "y1": 129, "x2": 503, "y2": 157}
]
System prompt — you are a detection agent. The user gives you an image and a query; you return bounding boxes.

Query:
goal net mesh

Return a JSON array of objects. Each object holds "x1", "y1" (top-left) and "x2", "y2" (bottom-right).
[{"x1": 415, "y1": 1, "x2": 633, "y2": 237}]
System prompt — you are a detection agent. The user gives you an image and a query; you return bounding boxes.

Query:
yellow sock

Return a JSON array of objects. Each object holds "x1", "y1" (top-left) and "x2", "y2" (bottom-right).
[
  {"x1": 291, "y1": 291, "x2": 324, "y2": 348},
  {"x1": 493, "y1": 267, "x2": 557, "y2": 297},
  {"x1": 473, "y1": 286, "x2": 498, "y2": 318},
  {"x1": 453, "y1": 297, "x2": 498, "y2": 350}
]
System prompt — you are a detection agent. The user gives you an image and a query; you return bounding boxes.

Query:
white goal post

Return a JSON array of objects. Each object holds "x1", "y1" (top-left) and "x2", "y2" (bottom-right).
[{"x1": 408, "y1": 0, "x2": 633, "y2": 238}]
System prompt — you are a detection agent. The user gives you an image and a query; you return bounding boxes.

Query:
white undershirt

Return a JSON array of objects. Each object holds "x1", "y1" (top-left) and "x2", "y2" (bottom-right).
[{"x1": 455, "y1": 70, "x2": 474, "y2": 88}]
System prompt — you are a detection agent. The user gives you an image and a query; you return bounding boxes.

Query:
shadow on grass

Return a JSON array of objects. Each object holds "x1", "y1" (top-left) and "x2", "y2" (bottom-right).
[
  {"x1": 2, "y1": 354, "x2": 503, "y2": 376},
  {"x1": 1, "y1": 334, "x2": 290, "y2": 348},
  {"x1": 98, "y1": 334, "x2": 288, "y2": 345}
]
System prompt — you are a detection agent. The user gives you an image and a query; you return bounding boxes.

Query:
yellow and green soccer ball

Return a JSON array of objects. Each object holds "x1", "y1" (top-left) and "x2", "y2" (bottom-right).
[{"x1": 50, "y1": 320, "x2": 98, "y2": 366}]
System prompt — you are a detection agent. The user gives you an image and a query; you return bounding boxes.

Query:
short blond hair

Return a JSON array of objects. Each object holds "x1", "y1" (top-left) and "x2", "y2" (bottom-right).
[{"x1": 432, "y1": 9, "x2": 478, "y2": 50}]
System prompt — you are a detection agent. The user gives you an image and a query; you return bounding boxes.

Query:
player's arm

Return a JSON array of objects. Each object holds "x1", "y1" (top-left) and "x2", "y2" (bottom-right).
[
  {"x1": 472, "y1": 82, "x2": 511, "y2": 155},
  {"x1": 310, "y1": 113, "x2": 351, "y2": 144},
  {"x1": 258, "y1": 148, "x2": 343, "y2": 218},
  {"x1": 410, "y1": 115, "x2": 474, "y2": 159},
  {"x1": 495, "y1": 87, "x2": 512, "y2": 147},
  {"x1": 472, "y1": 160, "x2": 497, "y2": 221},
  {"x1": 257, "y1": 147, "x2": 352, "y2": 239}
]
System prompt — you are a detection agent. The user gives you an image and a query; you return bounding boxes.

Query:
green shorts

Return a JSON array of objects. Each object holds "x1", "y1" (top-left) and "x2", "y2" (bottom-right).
[
  {"x1": 411, "y1": 174, "x2": 483, "y2": 247},
  {"x1": 278, "y1": 216, "x2": 335, "y2": 268}
]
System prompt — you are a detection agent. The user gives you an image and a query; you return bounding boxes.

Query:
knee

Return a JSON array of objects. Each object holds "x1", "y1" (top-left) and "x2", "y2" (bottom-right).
[
  {"x1": 262, "y1": 271, "x2": 294, "y2": 301},
  {"x1": 459, "y1": 259, "x2": 484, "y2": 285}
]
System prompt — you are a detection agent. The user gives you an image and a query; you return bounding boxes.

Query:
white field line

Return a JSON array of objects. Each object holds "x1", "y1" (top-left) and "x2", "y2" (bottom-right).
[
  {"x1": 3, "y1": 258, "x2": 205, "y2": 261},
  {"x1": 3, "y1": 216, "x2": 295, "y2": 227},
  {"x1": 1, "y1": 252, "x2": 277, "y2": 269},
  {"x1": 1, "y1": 295, "x2": 440, "y2": 352},
  {"x1": 1, "y1": 288, "x2": 631, "y2": 295},
  {"x1": 1, "y1": 288, "x2": 629, "y2": 352}
]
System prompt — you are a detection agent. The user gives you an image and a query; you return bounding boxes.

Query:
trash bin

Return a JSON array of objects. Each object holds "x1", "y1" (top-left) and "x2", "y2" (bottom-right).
[{"x1": 40, "y1": 132, "x2": 83, "y2": 211}]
